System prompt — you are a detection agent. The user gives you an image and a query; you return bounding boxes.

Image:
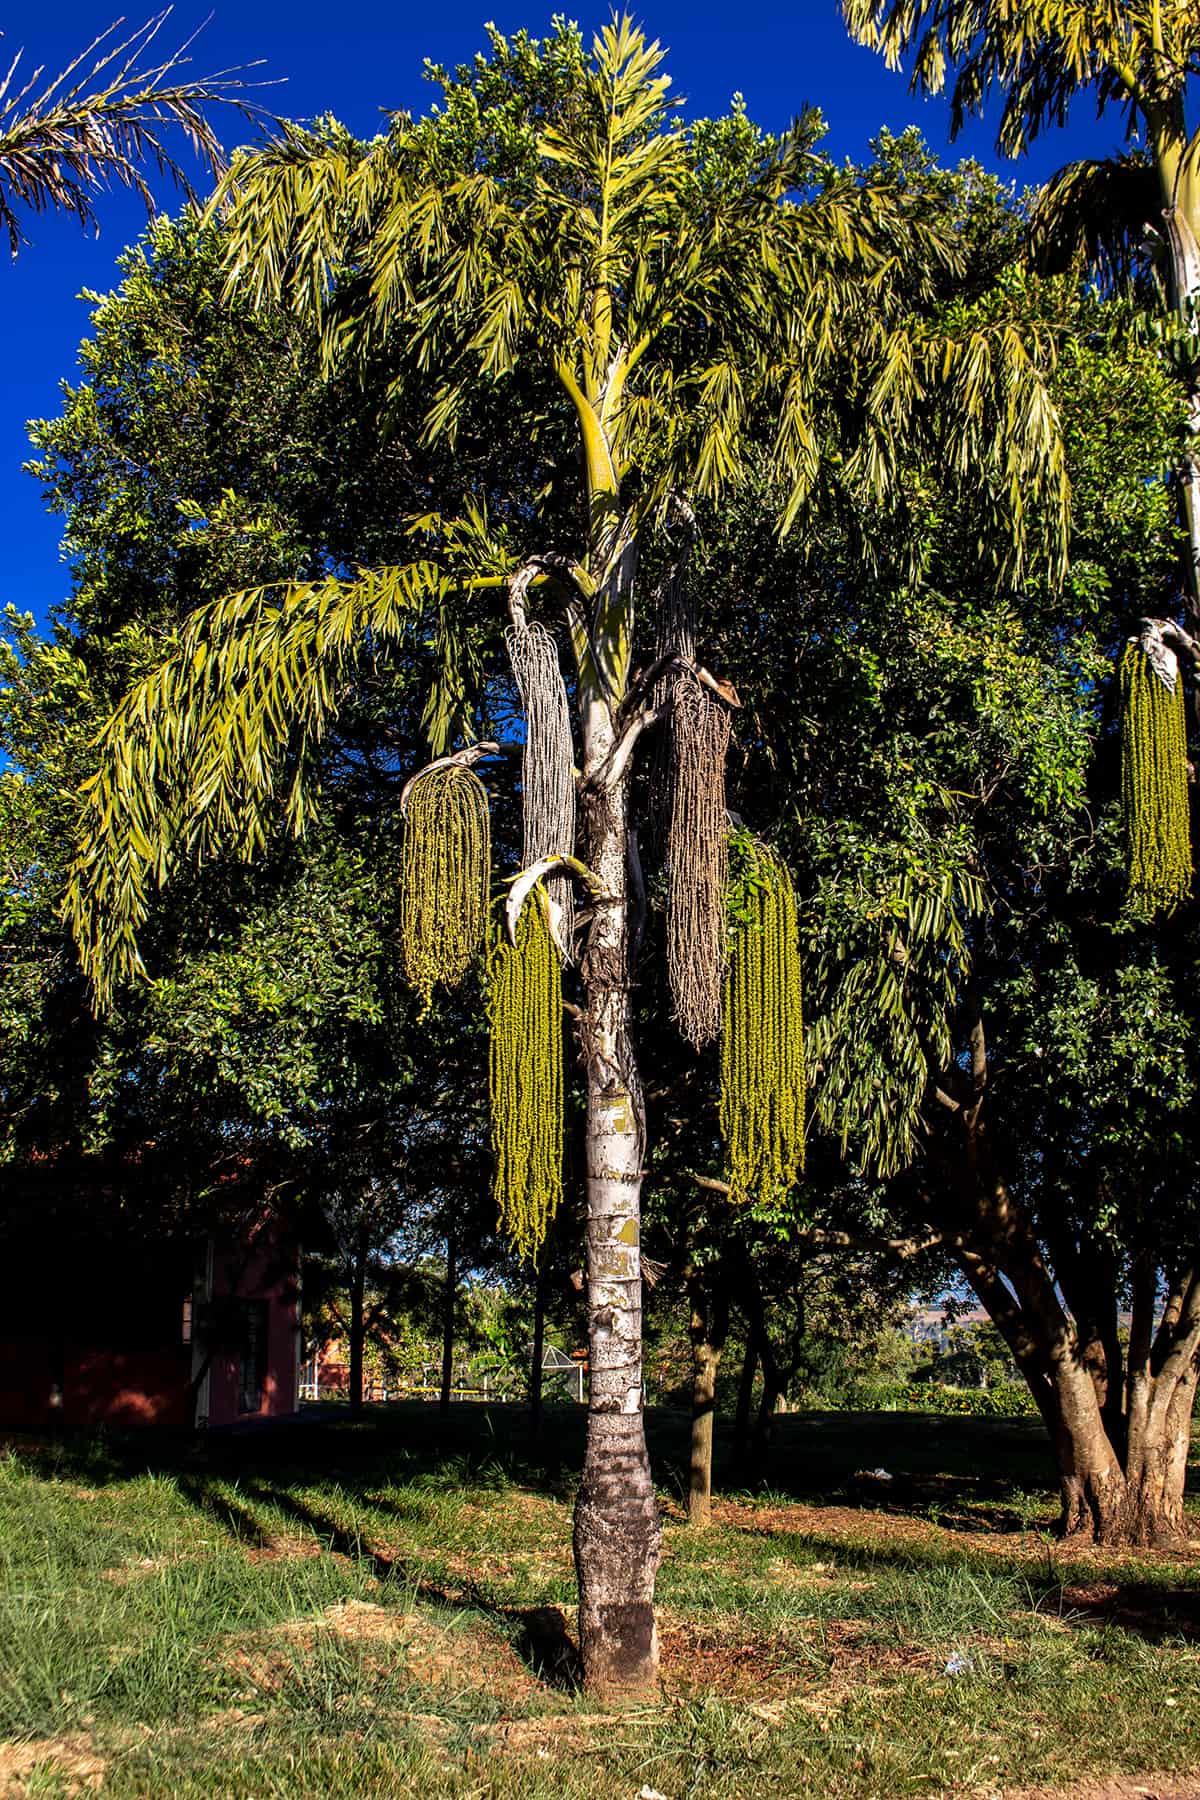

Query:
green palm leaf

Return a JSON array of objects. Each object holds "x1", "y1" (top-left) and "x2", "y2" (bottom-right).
[{"x1": 65, "y1": 561, "x2": 453, "y2": 1006}]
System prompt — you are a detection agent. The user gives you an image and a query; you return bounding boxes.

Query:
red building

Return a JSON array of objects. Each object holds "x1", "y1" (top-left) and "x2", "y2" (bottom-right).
[{"x1": 0, "y1": 1214, "x2": 301, "y2": 1430}]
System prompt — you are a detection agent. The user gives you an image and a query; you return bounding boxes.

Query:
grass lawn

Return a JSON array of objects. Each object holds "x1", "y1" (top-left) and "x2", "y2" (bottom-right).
[{"x1": 1, "y1": 1404, "x2": 1199, "y2": 1797}]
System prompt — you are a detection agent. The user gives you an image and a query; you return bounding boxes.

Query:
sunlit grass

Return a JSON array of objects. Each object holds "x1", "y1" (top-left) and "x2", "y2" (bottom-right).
[{"x1": 0, "y1": 1407, "x2": 1197, "y2": 1796}]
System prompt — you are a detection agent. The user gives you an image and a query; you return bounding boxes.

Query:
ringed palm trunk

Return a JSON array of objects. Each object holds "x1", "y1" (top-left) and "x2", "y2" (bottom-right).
[
  {"x1": 571, "y1": 680, "x2": 663, "y2": 1697},
  {"x1": 1153, "y1": 144, "x2": 1200, "y2": 622}
]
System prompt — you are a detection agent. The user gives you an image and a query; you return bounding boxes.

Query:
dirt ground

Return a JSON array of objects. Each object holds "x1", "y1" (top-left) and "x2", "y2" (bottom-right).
[{"x1": 988, "y1": 1777, "x2": 1200, "y2": 1800}]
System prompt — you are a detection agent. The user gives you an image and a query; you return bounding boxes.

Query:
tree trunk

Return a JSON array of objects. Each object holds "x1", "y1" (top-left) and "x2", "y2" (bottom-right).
[
  {"x1": 530, "y1": 1261, "x2": 547, "y2": 1443},
  {"x1": 948, "y1": 1127, "x2": 1200, "y2": 1546},
  {"x1": 439, "y1": 1233, "x2": 456, "y2": 1417},
  {"x1": 751, "y1": 1368, "x2": 782, "y2": 1480},
  {"x1": 687, "y1": 1276, "x2": 729, "y2": 1528},
  {"x1": 732, "y1": 1308, "x2": 760, "y2": 1461},
  {"x1": 572, "y1": 706, "x2": 662, "y2": 1699},
  {"x1": 347, "y1": 1251, "x2": 365, "y2": 1419}
]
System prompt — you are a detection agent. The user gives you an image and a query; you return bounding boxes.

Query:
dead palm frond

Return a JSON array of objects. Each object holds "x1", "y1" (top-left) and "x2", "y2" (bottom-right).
[{"x1": 0, "y1": 10, "x2": 266, "y2": 257}]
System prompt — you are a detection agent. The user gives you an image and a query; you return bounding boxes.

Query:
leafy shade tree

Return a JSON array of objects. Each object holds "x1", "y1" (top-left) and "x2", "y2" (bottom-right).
[
  {"x1": 0, "y1": 13, "x2": 259, "y2": 257},
  {"x1": 65, "y1": 24, "x2": 1069, "y2": 1692},
  {"x1": 718, "y1": 253, "x2": 1200, "y2": 1542},
  {"x1": 841, "y1": 0, "x2": 1200, "y2": 913}
]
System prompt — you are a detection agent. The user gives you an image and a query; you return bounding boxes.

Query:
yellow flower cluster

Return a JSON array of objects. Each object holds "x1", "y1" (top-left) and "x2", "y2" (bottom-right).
[
  {"x1": 720, "y1": 841, "x2": 806, "y2": 1206},
  {"x1": 399, "y1": 765, "x2": 490, "y2": 1011},
  {"x1": 488, "y1": 893, "x2": 563, "y2": 1263},
  {"x1": 1120, "y1": 640, "x2": 1192, "y2": 914}
]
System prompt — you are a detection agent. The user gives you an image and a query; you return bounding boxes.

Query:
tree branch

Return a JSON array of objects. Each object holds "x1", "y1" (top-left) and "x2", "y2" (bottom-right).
[{"x1": 686, "y1": 1174, "x2": 948, "y2": 1259}]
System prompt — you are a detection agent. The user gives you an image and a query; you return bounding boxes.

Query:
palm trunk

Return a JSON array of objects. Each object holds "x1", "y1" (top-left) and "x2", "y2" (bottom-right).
[
  {"x1": 571, "y1": 697, "x2": 662, "y2": 1698},
  {"x1": 1160, "y1": 173, "x2": 1200, "y2": 624},
  {"x1": 687, "y1": 1275, "x2": 729, "y2": 1527},
  {"x1": 439, "y1": 1233, "x2": 456, "y2": 1417}
]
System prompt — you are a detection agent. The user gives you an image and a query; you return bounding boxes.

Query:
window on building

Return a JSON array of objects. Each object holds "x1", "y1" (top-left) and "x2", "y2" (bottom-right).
[{"x1": 181, "y1": 1297, "x2": 193, "y2": 1346}]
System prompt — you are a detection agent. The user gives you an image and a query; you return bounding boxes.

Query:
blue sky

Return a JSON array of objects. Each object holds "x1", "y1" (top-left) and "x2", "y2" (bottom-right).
[{"x1": 1, "y1": 2, "x2": 1125, "y2": 630}]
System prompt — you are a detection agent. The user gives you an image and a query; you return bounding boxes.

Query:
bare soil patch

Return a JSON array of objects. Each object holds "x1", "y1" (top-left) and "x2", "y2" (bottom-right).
[
  {"x1": 711, "y1": 1500, "x2": 1200, "y2": 1570},
  {"x1": 243, "y1": 1533, "x2": 339, "y2": 1564},
  {"x1": 226, "y1": 1596, "x2": 543, "y2": 1704},
  {"x1": 656, "y1": 1607, "x2": 931, "y2": 1698},
  {"x1": 982, "y1": 1774, "x2": 1200, "y2": 1800},
  {"x1": 0, "y1": 1737, "x2": 105, "y2": 1795}
]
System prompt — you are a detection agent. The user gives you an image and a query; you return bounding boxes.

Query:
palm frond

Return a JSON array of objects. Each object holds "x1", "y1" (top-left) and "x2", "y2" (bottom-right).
[
  {"x1": 1029, "y1": 153, "x2": 1161, "y2": 289},
  {"x1": 0, "y1": 12, "x2": 265, "y2": 257},
  {"x1": 65, "y1": 560, "x2": 447, "y2": 1009},
  {"x1": 841, "y1": 1, "x2": 1200, "y2": 154}
]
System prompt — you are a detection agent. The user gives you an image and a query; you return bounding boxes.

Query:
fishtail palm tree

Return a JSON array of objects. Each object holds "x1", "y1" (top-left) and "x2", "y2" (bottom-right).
[{"x1": 65, "y1": 20, "x2": 1069, "y2": 1691}]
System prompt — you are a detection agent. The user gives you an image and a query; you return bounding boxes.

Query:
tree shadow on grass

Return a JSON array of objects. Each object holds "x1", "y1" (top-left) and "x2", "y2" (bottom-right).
[
  {"x1": 172, "y1": 1473, "x2": 279, "y2": 1550},
  {"x1": 175, "y1": 1472, "x2": 584, "y2": 1693},
  {"x1": 733, "y1": 1521, "x2": 1200, "y2": 1647}
]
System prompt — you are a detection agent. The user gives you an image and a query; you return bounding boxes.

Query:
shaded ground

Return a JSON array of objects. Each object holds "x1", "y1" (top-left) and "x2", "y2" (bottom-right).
[{"x1": 0, "y1": 1404, "x2": 1198, "y2": 1797}]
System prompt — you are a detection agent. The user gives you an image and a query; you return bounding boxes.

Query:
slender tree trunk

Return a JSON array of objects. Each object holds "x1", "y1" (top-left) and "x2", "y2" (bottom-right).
[
  {"x1": 687, "y1": 1276, "x2": 729, "y2": 1528},
  {"x1": 347, "y1": 1251, "x2": 365, "y2": 1420},
  {"x1": 530, "y1": 1261, "x2": 547, "y2": 1443},
  {"x1": 732, "y1": 1307, "x2": 761, "y2": 1461},
  {"x1": 751, "y1": 1366, "x2": 782, "y2": 1479},
  {"x1": 572, "y1": 698, "x2": 662, "y2": 1698},
  {"x1": 439, "y1": 1233, "x2": 456, "y2": 1417}
]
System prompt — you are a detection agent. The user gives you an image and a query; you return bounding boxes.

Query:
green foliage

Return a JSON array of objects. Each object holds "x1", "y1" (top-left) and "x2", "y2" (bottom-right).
[
  {"x1": 3, "y1": 212, "x2": 493, "y2": 1206},
  {"x1": 65, "y1": 559, "x2": 450, "y2": 1011},
  {"x1": 807, "y1": 834, "x2": 985, "y2": 1180},
  {"x1": 1120, "y1": 640, "x2": 1192, "y2": 914},
  {"x1": 720, "y1": 836, "x2": 806, "y2": 1206},
  {"x1": 859, "y1": 1381, "x2": 1037, "y2": 1417},
  {"x1": 487, "y1": 893, "x2": 563, "y2": 1265}
]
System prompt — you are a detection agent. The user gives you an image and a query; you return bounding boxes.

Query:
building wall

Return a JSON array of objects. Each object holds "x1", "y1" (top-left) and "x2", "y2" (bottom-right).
[
  {"x1": 199, "y1": 1224, "x2": 300, "y2": 1428},
  {"x1": 0, "y1": 1223, "x2": 299, "y2": 1431}
]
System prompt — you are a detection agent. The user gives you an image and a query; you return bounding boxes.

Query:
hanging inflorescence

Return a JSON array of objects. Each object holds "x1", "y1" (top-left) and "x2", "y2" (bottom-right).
[
  {"x1": 488, "y1": 890, "x2": 564, "y2": 1264},
  {"x1": 399, "y1": 764, "x2": 491, "y2": 1011},
  {"x1": 720, "y1": 836, "x2": 806, "y2": 1206},
  {"x1": 506, "y1": 621, "x2": 576, "y2": 954},
  {"x1": 668, "y1": 677, "x2": 732, "y2": 1047},
  {"x1": 1120, "y1": 636, "x2": 1192, "y2": 913}
]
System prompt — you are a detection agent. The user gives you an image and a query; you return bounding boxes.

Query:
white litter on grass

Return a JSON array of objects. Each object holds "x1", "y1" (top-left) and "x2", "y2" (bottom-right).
[
  {"x1": 943, "y1": 1652, "x2": 974, "y2": 1676},
  {"x1": 868, "y1": 1468, "x2": 893, "y2": 1481},
  {"x1": 638, "y1": 1788, "x2": 669, "y2": 1800}
]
